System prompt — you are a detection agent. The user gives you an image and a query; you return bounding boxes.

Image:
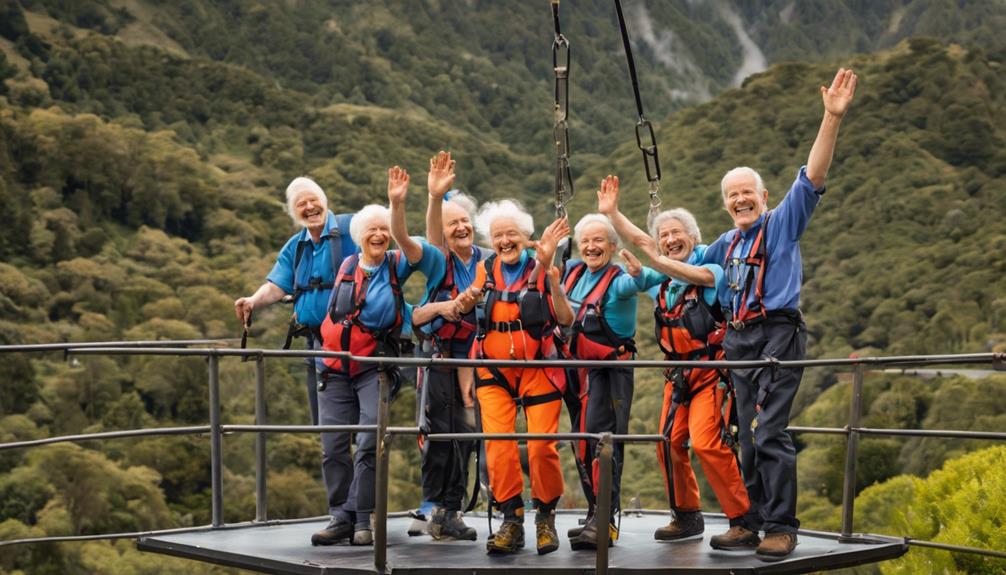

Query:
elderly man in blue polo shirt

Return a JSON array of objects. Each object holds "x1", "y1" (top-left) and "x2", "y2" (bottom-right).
[
  {"x1": 233, "y1": 177, "x2": 357, "y2": 424},
  {"x1": 702, "y1": 68, "x2": 857, "y2": 561}
]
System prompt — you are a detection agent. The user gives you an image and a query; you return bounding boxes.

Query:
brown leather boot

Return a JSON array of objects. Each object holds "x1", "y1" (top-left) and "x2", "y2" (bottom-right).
[
  {"x1": 535, "y1": 510, "x2": 560, "y2": 555},
  {"x1": 756, "y1": 532, "x2": 798, "y2": 561},
  {"x1": 709, "y1": 525, "x2": 761, "y2": 550},
  {"x1": 653, "y1": 510, "x2": 704, "y2": 541}
]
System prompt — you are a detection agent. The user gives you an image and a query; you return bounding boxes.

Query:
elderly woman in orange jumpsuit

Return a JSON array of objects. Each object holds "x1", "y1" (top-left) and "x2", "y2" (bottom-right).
[{"x1": 454, "y1": 200, "x2": 572, "y2": 556}]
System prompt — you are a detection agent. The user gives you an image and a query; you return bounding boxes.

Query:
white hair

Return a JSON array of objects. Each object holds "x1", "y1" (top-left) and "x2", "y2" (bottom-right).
[
  {"x1": 475, "y1": 199, "x2": 534, "y2": 243},
  {"x1": 649, "y1": 208, "x2": 702, "y2": 244},
  {"x1": 349, "y1": 204, "x2": 390, "y2": 246},
  {"x1": 285, "y1": 176, "x2": 328, "y2": 226},
  {"x1": 443, "y1": 190, "x2": 478, "y2": 220},
  {"x1": 720, "y1": 166, "x2": 765, "y2": 202},
  {"x1": 574, "y1": 213, "x2": 619, "y2": 247}
]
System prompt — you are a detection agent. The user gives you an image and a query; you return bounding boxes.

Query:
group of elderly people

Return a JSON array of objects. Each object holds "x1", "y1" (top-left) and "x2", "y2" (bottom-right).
[{"x1": 234, "y1": 68, "x2": 857, "y2": 561}]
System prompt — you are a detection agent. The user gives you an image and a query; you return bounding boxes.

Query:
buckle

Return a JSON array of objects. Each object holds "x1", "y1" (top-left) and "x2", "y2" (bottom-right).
[{"x1": 728, "y1": 319, "x2": 746, "y2": 331}]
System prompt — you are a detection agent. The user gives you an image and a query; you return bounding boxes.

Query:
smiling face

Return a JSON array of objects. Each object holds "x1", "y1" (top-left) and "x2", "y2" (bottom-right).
[
  {"x1": 722, "y1": 171, "x2": 768, "y2": 232},
  {"x1": 657, "y1": 218, "x2": 696, "y2": 262},
  {"x1": 293, "y1": 191, "x2": 326, "y2": 231},
  {"x1": 489, "y1": 216, "x2": 529, "y2": 265},
  {"x1": 442, "y1": 201, "x2": 474, "y2": 254},
  {"x1": 358, "y1": 214, "x2": 391, "y2": 261},
  {"x1": 578, "y1": 221, "x2": 616, "y2": 272}
]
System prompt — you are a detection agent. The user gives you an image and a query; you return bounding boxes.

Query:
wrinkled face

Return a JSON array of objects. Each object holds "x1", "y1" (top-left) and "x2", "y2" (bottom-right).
[
  {"x1": 359, "y1": 215, "x2": 391, "y2": 260},
  {"x1": 722, "y1": 172, "x2": 768, "y2": 232},
  {"x1": 657, "y1": 218, "x2": 696, "y2": 262},
  {"x1": 578, "y1": 221, "x2": 616, "y2": 272},
  {"x1": 442, "y1": 202, "x2": 474, "y2": 253},
  {"x1": 489, "y1": 217, "x2": 529, "y2": 265},
  {"x1": 294, "y1": 191, "x2": 326, "y2": 229}
]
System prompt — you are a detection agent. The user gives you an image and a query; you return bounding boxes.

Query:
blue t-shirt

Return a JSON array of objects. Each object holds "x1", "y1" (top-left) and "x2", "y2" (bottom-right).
[
  {"x1": 565, "y1": 260, "x2": 665, "y2": 340},
  {"x1": 702, "y1": 166, "x2": 822, "y2": 316},
  {"x1": 418, "y1": 244, "x2": 489, "y2": 337},
  {"x1": 353, "y1": 240, "x2": 444, "y2": 335},
  {"x1": 645, "y1": 245, "x2": 725, "y2": 308},
  {"x1": 266, "y1": 211, "x2": 357, "y2": 328}
]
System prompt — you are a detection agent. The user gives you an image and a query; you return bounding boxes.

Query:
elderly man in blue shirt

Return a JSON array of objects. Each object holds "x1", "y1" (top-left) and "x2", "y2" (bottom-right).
[
  {"x1": 701, "y1": 68, "x2": 858, "y2": 561},
  {"x1": 234, "y1": 177, "x2": 358, "y2": 424}
]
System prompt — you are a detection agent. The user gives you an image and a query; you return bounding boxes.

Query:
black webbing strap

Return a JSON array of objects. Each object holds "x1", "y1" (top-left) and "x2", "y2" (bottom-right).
[
  {"x1": 612, "y1": 0, "x2": 663, "y2": 225},
  {"x1": 551, "y1": 0, "x2": 574, "y2": 225}
]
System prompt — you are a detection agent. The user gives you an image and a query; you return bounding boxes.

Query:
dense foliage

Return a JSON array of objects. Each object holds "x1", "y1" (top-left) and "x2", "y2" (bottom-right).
[{"x1": 0, "y1": 1, "x2": 1003, "y2": 573}]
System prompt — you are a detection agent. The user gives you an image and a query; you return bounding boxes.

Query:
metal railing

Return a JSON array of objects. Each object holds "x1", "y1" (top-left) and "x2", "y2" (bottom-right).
[{"x1": 1, "y1": 340, "x2": 1005, "y2": 573}]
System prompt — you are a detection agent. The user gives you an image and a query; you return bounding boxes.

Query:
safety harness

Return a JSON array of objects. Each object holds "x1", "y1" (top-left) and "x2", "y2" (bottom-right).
[
  {"x1": 723, "y1": 213, "x2": 771, "y2": 330},
  {"x1": 562, "y1": 262, "x2": 636, "y2": 361},
  {"x1": 654, "y1": 280, "x2": 738, "y2": 509},
  {"x1": 283, "y1": 213, "x2": 356, "y2": 349},
  {"x1": 425, "y1": 250, "x2": 479, "y2": 350},
  {"x1": 318, "y1": 252, "x2": 403, "y2": 377}
]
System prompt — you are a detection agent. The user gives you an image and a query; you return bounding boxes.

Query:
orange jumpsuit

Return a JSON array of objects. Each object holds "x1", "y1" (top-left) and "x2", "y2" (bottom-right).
[
  {"x1": 654, "y1": 281, "x2": 749, "y2": 520},
  {"x1": 470, "y1": 254, "x2": 564, "y2": 510}
]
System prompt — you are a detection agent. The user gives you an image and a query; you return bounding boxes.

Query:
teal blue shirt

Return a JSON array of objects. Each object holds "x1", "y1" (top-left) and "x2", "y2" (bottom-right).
[
  {"x1": 565, "y1": 260, "x2": 665, "y2": 340},
  {"x1": 645, "y1": 245, "x2": 725, "y2": 308}
]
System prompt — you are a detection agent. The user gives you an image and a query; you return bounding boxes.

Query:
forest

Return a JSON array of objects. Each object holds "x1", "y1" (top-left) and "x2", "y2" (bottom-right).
[{"x1": 0, "y1": 1, "x2": 1004, "y2": 574}]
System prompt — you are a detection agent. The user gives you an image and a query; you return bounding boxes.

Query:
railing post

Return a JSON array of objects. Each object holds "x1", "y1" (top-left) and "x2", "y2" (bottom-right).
[
  {"x1": 840, "y1": 364, "x2": 865, "y2": 540},
  {"x1": 374, "y1": 369, "x2": 392, "y2": 574},
  {"x1": 254, "y1": 355, "x2": 267, "y2": 522},
  {"x1": 208, "y1": 354, "x2": 224, "y2": 528},
  {"x1": 595, "y1": 432, "x2": 613, "y2": 575}
]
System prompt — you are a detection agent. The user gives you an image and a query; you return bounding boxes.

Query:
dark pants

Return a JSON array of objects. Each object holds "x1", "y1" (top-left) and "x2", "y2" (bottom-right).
[
  {"x1": 319, "y1": 369, "x2": 380, "y2": 527},
  {"x1": 305, "y1": 332, "x2": 321, "y2": 425},
  {"x1": 722, "y1": 312, "x2": 806, "y2": 534},
  {"x1": 577, "y1": 366, "x2": 634, "y2": 519},
  {"x1": 417, "y1": 340, "x2": 476, "y2": 511}
]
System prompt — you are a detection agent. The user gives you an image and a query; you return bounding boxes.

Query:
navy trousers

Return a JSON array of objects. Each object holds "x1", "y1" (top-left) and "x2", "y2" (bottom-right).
[{"x1": 722, "y1": 312, "x2": 806, "y2": 534}]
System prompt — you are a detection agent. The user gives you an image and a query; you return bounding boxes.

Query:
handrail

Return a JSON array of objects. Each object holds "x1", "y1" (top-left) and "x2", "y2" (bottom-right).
[{"x1": 0, "y1": 344, "x2": 1003, "y2": 573}]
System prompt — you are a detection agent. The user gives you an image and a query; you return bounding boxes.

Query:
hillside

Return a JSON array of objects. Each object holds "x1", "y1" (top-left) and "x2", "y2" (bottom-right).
[{"x1": 1, "y1": 1, "x2": 1005, "y2": 574}]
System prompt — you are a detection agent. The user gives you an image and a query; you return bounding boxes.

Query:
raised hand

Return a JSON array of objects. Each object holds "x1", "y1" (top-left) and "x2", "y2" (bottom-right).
[
  {"x1": 427, "y1": 151, "x2": 456, "y2": 199},
  {"x1": 620, "y1": 249, "x2": 642, "y2": 277},
  {"x1": 533, "y1": 217, "x2": 571, "y2": 265},
  {"x1": 822, "y1": 68, "x2": 858, "y2": 119},
  {"x1": 597, "y1": 174, "x2": 620, "y2": 215},
  {"x1": 387, "y1": 165, "x2": 410, "y2": 205}
]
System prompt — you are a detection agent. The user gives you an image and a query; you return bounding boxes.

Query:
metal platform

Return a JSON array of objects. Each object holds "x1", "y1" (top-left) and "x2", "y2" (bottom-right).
[{"x1": 136, "y1": 512, "x2": 908, "y2": 574}]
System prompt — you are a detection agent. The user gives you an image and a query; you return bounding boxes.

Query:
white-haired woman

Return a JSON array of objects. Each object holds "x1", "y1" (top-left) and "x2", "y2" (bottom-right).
[
  {"x1": 311, "y1": 166, "x2": 444, "y2": 548},
  {"x1": 402, "y1": 152, "x2": 487, "y2": 541},
  {"x1": 598, "y1": 175, "x2": 752, "y2": 548},
  {"x1": 452, "y1": 200, "x2": 572, "y2": 555},
  {"x1": 561, "y1": 210, "x2": 666, "y2": 550}
]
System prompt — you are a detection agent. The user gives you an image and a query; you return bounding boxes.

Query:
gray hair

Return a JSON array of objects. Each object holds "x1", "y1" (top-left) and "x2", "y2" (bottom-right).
[
  {"x1": 475, "y1": 199, "x2": 534, "y2": 243},
  {"x1": 574, "y1": 213, "x2": 619, "y2": 247},
  {"x1": 285, "y1": 176, "x2": 328, "y2": 226},
  {"x1": 444, "y1": 190, "x2": 478, "y2": 220},
  {"x1": 349, "y1": 204, "x2": 391, "y2": 246},
  {"x1": 649, "y1": 208, "x2": 702, "y2": 244},
  {"x1": 720, "y1": 166, "x2": 765, "y2": 202}
]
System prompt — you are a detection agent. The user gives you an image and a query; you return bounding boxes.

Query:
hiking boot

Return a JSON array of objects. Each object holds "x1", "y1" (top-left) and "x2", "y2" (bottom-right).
[
  {"x1": 407, "y1": 508, "x2": 429, "y2": 536},
  {"x1": 351, "y1": 528, "x2": 373, "y2": 546},
  {"x1": 486, "y1": 520, "x2": 525, "y2": 554},
  {"x1": 710, "y1": 525, "x2": 761, "y2": 550},
  {"x1": 535, "y1": 510, "x2": 560, "y2": 555},
  {"x1": 756, "y1": 532, "x2": 797, "y2": 561},
  {"x1": 430, "y1": 507, "x2": 477, "y2": 541},
  {"x1": 569, "y1": 515, "x2": 618, "y2": 550},
  {"x1": 654, "y1": 510, "x2": 704, "y2": 541},
  {"x1": 311, "y1": 517, "x2": 353, "y2": 546},
  {"x1": 567, "y1": 514, "x2": 592, "y2": 538}
]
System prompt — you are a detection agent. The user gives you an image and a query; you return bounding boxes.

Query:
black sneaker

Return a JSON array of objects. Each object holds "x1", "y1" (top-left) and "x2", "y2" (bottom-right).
[{"x1": 311, "y1": 517, "x2": 353, "y2": 546}]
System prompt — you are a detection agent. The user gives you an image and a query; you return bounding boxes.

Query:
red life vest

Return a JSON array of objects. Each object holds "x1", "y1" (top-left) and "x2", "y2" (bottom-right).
[
  {"x1": 653, "y1": 281, "x2": 725, "y2": 361},
  {"x1": 724, "y1": 212, "x2": 770, "y2": 324},
  {"x1": 319, "y1": 252, "x2": 403, "y2": 377},
  {"x1": 562, "y1": 262, "x2": 635, "y2": 361}
]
